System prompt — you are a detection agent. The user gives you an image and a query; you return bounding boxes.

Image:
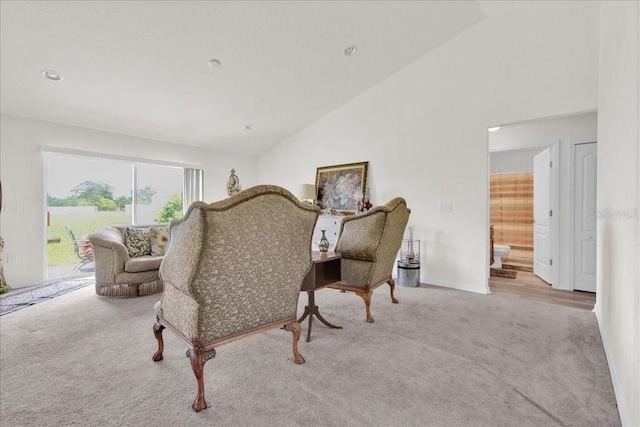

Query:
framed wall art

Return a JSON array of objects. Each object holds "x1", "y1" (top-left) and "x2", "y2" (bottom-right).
[{"x1": 315, "y1": 161, "x2": 368, "y2": 211}]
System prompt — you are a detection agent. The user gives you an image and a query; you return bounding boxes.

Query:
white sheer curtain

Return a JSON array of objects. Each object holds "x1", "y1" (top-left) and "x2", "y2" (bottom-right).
[{"x1": 183, "y1": 168, "x2": 204, "y2": 213}]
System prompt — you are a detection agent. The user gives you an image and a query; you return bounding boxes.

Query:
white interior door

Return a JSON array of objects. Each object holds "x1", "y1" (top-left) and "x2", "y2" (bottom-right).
[
  {"x1": 573, "y1": 143, "x2": 597, "y2": 292},
  {"x1": 533, "y1": 147, "x2": 553, "y2": 284}
]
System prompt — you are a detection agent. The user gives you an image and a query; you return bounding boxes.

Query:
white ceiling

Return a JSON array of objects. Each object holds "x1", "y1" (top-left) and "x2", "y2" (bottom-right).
[{"x1": 1, "y1": 1, "x2": 487, "y2": 156}]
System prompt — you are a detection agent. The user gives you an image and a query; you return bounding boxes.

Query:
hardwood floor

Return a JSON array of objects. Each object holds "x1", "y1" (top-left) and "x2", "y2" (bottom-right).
[{"x1": 489, "y1": 270, "x2": 596, "y2": 311}]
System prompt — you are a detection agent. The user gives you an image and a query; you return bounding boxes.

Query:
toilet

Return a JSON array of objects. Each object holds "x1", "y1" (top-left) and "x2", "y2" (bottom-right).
[{"x1": 492, "y1": 244, "x2": 511, "y2": 268}]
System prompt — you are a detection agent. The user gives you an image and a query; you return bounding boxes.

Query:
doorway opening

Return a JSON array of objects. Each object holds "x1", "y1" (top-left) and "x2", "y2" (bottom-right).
[
  {"x1": 489, "y1": 145, "x2": 557, "y2": 282},
  {"x1": 486, "y1": 111, "x2": 598, "y2": 301}
]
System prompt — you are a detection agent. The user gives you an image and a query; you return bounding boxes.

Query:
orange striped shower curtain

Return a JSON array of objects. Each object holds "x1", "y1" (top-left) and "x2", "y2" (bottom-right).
[{"x1": 490, "y1": 172, "x2": 534, "y2": 266}]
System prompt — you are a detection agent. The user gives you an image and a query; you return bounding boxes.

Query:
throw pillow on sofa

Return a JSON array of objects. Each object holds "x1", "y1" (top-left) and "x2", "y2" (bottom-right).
[
  {"x1": 124, "y1": 227, "x2": 151, "y2": 257},
  {"x1": 150, "y1": 226, "x2": 170, "y2": 256}
]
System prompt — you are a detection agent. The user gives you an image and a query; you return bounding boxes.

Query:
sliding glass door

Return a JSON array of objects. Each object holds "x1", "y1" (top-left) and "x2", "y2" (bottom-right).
[
  {"x1": 46, "y1": 153, "x2": 132, "y2": 280},
  {"x1": 45, "y1": 152, "x2": 200, "y2": 280},
  {"x1": 135, "y1": 163, "x2": 183, "y2": 225}
]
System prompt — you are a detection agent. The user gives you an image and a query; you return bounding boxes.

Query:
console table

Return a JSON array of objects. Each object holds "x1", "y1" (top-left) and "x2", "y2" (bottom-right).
[{"x1": 298, "y1": 251, "x2": 343, "y2": 342}]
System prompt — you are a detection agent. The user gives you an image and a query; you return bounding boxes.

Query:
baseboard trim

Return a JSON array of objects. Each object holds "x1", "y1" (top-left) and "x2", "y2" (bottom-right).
[
  {"x1": 594, "y1": 306, "x2": 628, "y2": 426},
  {"x1": 421, "y1": 278, "x2": 489, "y2": 295}
]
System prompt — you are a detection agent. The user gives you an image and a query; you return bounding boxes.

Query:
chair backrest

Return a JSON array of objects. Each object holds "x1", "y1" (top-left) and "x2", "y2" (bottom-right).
[
  {"x1": 66, "y1": 226, "x2": 93, "y2": 260},
  {"x1": 336, "y1": 198, "x2": 410, "y2": 285},
  {"x1": 65, "y1": 226, "x2": 81, "y2": 255},
  {"x1": 159, "y1": 185, "x2": 320, "y2": 344},
  {"x1": 65, "y1": 225, "x2": 76, "y2": 242}
]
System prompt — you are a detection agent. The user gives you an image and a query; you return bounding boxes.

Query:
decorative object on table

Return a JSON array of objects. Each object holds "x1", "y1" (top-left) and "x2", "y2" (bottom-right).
[
  {"x1": 318, "y1": 230, "x2": 330, "y2": 252},
  {"x1": 313, "y1": 214, "x2": 344, "y2": 250},
  {"x1": 354, "y1": 186, "x2": 364, "y2": 213},
  {"x1": 407, "y1": 227, "x2": 415, "y2": 261},
  {"x1": 226, "y1": 169, "x2": 242, "y2": 196},
  {"x1": 0, "y1": 237, "x2": 9, "y2": 294},
  {"x1": 299, "y1": 183, "x2": 316, "y2": 204},
  {"x1": 398, "y1": 227, "x2": 420, "y2": 287},
  {"x1": 328, "y1": 197, "x2": 410, "y2": 323},
  {"x1": 152, "y1": 185, "x2": 319, "y2": 412},
  {"x1": 315, "y1": 161, "x2": 368, "y2": 212},
  {"x1": 363, "y1": 187, "x2": 372, "y2": 211}
]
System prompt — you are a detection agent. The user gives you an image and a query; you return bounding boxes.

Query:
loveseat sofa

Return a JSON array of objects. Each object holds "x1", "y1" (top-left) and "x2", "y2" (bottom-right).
[{"x1": 88, "y1": 224, "x2": 169, "y2": 297}]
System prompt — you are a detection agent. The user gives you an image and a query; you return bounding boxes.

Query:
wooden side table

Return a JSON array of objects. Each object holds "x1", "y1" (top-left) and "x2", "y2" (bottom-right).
[{"x1": 298, "y1": 251, "x2": 343, "y2": 342}]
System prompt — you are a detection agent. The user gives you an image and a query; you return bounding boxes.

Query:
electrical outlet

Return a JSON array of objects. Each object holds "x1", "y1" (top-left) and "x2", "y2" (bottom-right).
[
  {"x1": 439, "y1": 202, "x2": 452, "y2": 213},
  {"x1": 3, "y1": 202, "x2": 18, "y2": 212}
]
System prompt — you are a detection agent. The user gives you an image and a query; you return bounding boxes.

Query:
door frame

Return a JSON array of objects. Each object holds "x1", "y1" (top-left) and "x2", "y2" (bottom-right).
[
  {"x1": 569, "y1": 139, "x2": 597, "y2": 292},
  {"x1": 488, "y1": 141, "x2": 560, "y2": 288}
]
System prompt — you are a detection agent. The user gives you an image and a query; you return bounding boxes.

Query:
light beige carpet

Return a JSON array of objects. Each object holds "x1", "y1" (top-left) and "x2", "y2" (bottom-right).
[{"x1": 0, "y1": 283, "x2": 620, "y2": 426}]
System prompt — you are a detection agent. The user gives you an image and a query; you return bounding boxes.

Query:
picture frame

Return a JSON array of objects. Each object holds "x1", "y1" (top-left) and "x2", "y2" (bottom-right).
[{"x1": 315, "y1": 161, "x2": 368, "y2": 211}]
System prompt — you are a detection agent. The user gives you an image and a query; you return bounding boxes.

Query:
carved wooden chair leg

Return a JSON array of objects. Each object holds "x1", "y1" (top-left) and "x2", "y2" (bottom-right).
[
  {"x1": 356, "y1": 291, "x2": 375, "y2": 323},
  {"x1": 284, "y1": 321, "x2": 305, "y2": 364},
  {"x1": 152, "y1": 320, "x2": 165, "y2": 362},
  {"x1": 186, "y1": 345, "x2": 217, "y2": 412},
  {"x1": 388, "y1": 278, "x2": 399, "y2": 304}
]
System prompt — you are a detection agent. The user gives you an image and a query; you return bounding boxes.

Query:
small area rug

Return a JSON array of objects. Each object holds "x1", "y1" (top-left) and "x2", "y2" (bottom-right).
[{"x1": 0, "y1": 277, "x2": 94, "y2": 316}]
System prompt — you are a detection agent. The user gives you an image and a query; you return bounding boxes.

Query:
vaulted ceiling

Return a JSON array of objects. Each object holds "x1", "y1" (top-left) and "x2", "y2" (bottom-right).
[{"x1": 1, "y1": 1, "x2": 490, "y2": 155}]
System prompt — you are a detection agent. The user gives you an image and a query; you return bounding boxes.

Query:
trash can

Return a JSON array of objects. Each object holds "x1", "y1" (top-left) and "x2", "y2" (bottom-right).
[
  {"x1": 397, "y1": 260, "x2": 420, "y2": 287},
  {"x1": 397, "y1": 237, "x2": 420, "y2": 287}
]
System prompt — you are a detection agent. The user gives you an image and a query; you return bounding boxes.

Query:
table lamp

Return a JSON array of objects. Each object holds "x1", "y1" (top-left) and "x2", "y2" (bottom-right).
[{"x1": 299, "y1": 184, "x2": 316, "y2": 204}]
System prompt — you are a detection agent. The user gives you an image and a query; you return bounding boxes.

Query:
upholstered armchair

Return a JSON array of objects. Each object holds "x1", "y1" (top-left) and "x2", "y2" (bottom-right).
[
  {"x1": 329, "y1": 198, "x2": 411, "y2": 323},
  {"x1": 88, "y1": 225, "x2": 166, "y2": 297},
  {"x1": 152, "y1": 185, "x2": 320, "y2": 412}
]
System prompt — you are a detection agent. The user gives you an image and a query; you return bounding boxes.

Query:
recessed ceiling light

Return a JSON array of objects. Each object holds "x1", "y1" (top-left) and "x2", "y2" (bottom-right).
[
  {"x1": 344, "y1": 46, "x2": 357, "y2": 56},
  {"x1": 208, "y1": 59, "x2": 221, "y2": 68},
  {"x1": 41, "y1": 70, "x2": 63, "y2": 81},
  {"x1": 488, "y1": 126, "x2": 501, "y2": 132},
  {"x1": 245, "y1": 124, "x2": 255, "y2": 130}
]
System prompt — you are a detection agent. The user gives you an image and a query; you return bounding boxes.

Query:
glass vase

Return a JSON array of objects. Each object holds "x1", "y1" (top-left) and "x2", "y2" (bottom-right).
[{"x1": 407, "y1": 227, "x2": 415, "y2": 261}]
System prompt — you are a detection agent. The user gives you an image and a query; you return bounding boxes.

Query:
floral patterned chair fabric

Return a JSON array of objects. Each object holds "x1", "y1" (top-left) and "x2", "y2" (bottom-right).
[
  {"x1": 152, "y1": 185, "x2": 320, "y2": 412},
  {"x1": 329, "y1": 198, "x2": 410, "y2": 323}
]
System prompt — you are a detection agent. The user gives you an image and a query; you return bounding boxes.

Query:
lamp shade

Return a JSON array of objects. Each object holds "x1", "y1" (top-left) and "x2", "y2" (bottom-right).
[{"x1": 299, "y1": 184, "x2": 316, "y2": 201}]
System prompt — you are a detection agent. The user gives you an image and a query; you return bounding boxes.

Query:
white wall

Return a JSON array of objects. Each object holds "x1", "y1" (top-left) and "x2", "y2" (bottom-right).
[
  {"x1": 488, "y1": 112, "x2": 598, "y2": 151},
  {"x1": 258, "y1": 1, "x2": 599, "y2": 293},
  {"x1": 488, "y1": 112, "x2": 598, "y2": 290},
  {"x1": 0, "y1": 114, "x2": 258, "y2": 288},
  {"x1": 490, "y1": 148, "x2": 540, "y2": 174},
  {"x1": 596, "y1": 2, "x2": 640, "y2": 425}
]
